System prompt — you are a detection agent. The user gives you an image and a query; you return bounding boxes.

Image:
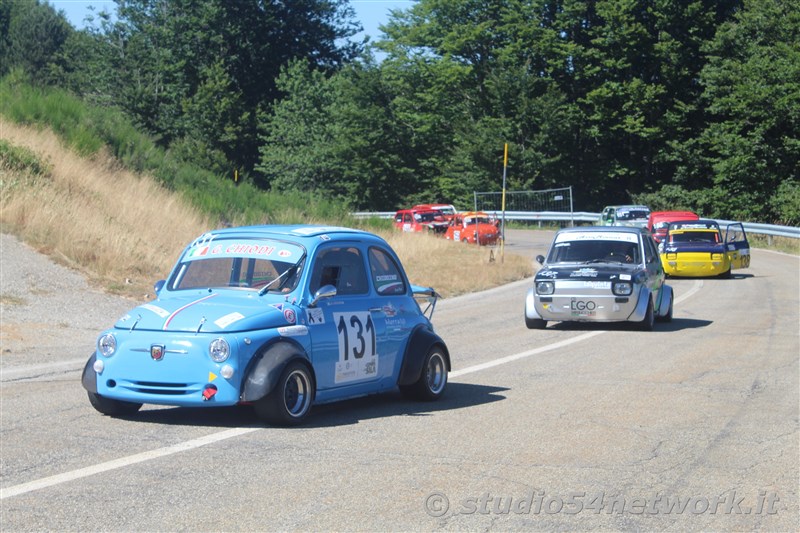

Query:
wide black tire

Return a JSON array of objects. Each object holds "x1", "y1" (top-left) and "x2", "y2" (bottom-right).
[
  {"x1": 637, "y1": 298, "x2": 655, "y2": 331},
  {"x1": 254, "y1": 360, "x2": 314, "y2": 426},
  {"x1": 525, "y1": 315, "x2": 547, "y2": 329},
  {"x1": 400, "y1": 347, "x2": 448, "y2": 401},
  {"x1": 87, "y1": 392, "x2": 142, "y2": 416}
]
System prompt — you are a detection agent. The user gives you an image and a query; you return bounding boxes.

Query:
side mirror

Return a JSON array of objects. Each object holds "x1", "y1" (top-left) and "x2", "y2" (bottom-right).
[
  {"x1": 153, "y1": 280, "x2": 165, "y2": 294},
  {"x1": 535, "y1": 255, "x2": 545, "y2": 265},
  {"x1": 309, "y1": 284, "x2": 337, "y2": 307}
]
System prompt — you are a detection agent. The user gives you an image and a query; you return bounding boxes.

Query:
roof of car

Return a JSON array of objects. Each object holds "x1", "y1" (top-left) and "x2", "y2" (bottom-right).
[
  {"x1": 558, "y1": 225, "x2": 645, "y2": 235},
  {"x1": 202, "y1": 225, "x2": 378, "y2": 243}
]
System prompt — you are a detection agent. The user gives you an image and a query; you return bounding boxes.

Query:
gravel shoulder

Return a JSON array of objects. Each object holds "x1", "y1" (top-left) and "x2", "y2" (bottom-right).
[{"x1": 0, "y1": 232, "x2": 135, "y2": 373}]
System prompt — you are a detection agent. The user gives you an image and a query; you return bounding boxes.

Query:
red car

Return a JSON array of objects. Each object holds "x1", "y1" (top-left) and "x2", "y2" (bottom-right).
[
  {"x1": 647, "y1": 211, "x2": 699, "y2": 243},
  {"x1": 394, "y1": 208, "x2": 449, "y2": 235},
  {"x1": 412, "y1": 203, "x2": 457, "y2": 222},
  {"x1": 444, "y1": 211, "x2": 500, "y2": 245}
]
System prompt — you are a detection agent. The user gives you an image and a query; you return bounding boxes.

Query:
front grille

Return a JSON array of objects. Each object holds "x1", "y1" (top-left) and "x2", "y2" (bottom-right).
[{"x1": 126, "y1": 381, "x2": 192, "y2": 395}]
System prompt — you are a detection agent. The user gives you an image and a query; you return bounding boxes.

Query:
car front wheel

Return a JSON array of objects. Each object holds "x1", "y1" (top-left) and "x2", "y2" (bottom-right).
[
  {"x1": 87, "y1": 392, "x2": 142, "y2": 416},
  {"x1": 254, "y1": 361, "x2": 314, "y2": 426},
  {"x1": 400, "y1": 347, "x2": 448, "y2": 401},
  {"x1": 525, "y1": 316, "x2": 547, "y2": 329}
]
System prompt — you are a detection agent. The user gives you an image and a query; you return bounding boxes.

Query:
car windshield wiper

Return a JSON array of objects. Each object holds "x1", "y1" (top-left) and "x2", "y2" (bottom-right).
[
  {"x1": 582, "y1": 258, "x2": 619, "y2": 264},
  {"x1": 258, "y1": 257, "x2": 304, "y2": 296}
]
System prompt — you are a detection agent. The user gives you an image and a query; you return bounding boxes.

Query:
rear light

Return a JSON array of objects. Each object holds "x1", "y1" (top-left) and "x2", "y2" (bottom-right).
[
  {"x1": 711, "y1": 253, "x2": 723, "y2": 260},
  {"x1": 666, "y1": 253, "x2": 677, "y2": 260}
]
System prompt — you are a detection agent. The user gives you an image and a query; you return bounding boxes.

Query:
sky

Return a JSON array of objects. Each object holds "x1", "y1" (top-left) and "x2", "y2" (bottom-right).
[{"x1": 51, "y1": 0, "x2": 414, "y2": 43}]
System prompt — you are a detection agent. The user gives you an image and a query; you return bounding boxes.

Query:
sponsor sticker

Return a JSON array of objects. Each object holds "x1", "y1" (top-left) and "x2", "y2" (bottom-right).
[
  {"x1": 284, "y1": 308, "x2": 296, "y2": 324},
  {"x1": 307, "y1": 308, "x2": 325, "y2": 325},
  {"x1": 215, "y1": 312, "x2": 245, "y2": 329}
]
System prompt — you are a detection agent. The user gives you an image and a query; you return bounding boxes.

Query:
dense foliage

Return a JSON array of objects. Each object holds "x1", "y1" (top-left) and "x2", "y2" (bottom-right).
[{"x1": 0, "y1": 0, "x2": 797, "y2": 223}]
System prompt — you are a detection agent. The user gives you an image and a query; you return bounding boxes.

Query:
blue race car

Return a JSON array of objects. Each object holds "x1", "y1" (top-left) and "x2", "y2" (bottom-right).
[{"x1": 82, "y1": 225, "x2": 450, "y2": 425}]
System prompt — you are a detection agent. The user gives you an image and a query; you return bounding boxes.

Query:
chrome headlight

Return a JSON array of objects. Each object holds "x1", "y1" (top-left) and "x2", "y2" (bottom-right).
[
  {"x1": 536, "y1": 281, "x2": 555, "y2": 295},
  {"x1": 97, "y1": 333, "x2": 117, "y2": 357},
  {"x1": 612, "y1": 282, "x2": 633, "y2": 296},
  {"x1": 209, "y1": 338, "x2": 230, "y2": 363}
]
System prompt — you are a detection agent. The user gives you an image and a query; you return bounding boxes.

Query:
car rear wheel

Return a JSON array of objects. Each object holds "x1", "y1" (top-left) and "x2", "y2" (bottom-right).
[
  {"x1": 254, "y1": 361, "x2": 314, "y2": 426},
  {"x1": 638, "y1": 298, "x2": 655, "y2": 331},
  {"x1": 400, "y1": 347, "x2": 448, "y2": 401},
  {"x1": 87, "y1": 392, "x2": 142, "y2": 416},
  {"x1": 525, "y1": 316, "x2": 547, "y2": 329}
]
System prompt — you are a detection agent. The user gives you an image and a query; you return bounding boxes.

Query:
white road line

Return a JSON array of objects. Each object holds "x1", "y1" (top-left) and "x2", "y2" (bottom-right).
[
  {"x1": 2, "y1": 280, "x2": 703, "y2": 499},
  {"x1": 0, "y1": 427, "x2": 260, "y2": 500}
]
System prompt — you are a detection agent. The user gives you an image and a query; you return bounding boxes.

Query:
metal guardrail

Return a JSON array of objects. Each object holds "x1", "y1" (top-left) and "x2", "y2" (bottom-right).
[{"x1": 351, "y1": 211, "x2": 800, "y2": 239}]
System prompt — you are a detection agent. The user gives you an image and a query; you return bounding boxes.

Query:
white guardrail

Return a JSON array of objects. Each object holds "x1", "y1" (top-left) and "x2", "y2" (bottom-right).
[{"x1": 350, "y1": 211, "x2": 800, "y2": 240}]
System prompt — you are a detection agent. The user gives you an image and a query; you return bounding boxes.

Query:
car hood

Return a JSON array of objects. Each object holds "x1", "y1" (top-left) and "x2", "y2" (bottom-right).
[
  {"x1": 113, "y1": 292, "x2": 300, "y2": 333},
  {"x1": 536, "y1": 263, "x2": 641, "y2": 281}
]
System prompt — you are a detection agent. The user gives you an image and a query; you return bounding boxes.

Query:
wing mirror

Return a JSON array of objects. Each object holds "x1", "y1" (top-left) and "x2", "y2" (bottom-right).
[
  {"x1": 309, "y1": 284, "x2": 337, "y2": 307},
  {"x1": 535, "y1": 255, "x2": 545, "y2": 265},
  {"x1": 153, "y1": 279, "x2": 165, "y2": 294}
]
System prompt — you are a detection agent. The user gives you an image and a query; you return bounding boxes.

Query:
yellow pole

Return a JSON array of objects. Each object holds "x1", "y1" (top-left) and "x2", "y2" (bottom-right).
[{"x1": 501, "y1": 143, "x2": 508, "y2": 263}]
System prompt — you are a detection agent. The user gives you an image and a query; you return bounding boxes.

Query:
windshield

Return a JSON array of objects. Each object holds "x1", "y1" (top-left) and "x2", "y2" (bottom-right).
[
  {"x1": 548, "y1": 235, "x2": 641, "y2": 264},
  {"x1": 616, "y1": 209, "x2": 650, "y2": 221},
  {"x1": 168, "y1": 238, "x2": 305, "y2": 292}
]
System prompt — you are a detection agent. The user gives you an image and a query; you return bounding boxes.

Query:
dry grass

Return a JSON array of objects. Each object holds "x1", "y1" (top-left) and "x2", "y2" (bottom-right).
[
  {"x1": 1, "y1": 119, "x2": 212, "y2": 298},
  {"x1": 1, "y1": 120, "x2": 533, "y2": 300},
  {"x1": 381, "y1": 230, "x2": 532, "y2": 297}
]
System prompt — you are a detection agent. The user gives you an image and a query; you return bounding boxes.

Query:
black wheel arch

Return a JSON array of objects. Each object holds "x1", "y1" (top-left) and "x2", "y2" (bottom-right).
[
  {"x1": 81, "y1": 353, "x2": 98, "y2": 393},
  {"x1": 397, "y1": 325, "x2": 451, "y2": 387},
  {"x1": 240, "y1": 339, "x2": 315, "y2": 403}
]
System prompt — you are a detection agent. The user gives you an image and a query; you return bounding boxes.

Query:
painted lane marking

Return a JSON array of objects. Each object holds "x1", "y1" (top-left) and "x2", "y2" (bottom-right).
[
  {"x1": 0, "y1": 428, "x2": 260, "y2": 500},
  {"x1": 2, "y1": 280, "x2": 703, "y2": 499}
]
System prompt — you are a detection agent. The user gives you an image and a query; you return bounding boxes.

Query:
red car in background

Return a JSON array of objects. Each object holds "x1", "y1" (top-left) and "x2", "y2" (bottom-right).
[
  {"x1": 444, "y1": 211, "x2": 500, "y2": 245},
  {"x1": 647, "y1": 210, "x2": 699, "y2": 243},
  {"x1": 394, "y1": 208, "x2": 449, "y2": 235}
]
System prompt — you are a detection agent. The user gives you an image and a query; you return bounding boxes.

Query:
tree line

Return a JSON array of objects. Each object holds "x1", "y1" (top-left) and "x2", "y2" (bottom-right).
[{"x1": 1, "y1": 0, "x2": 797, "y2": 223}]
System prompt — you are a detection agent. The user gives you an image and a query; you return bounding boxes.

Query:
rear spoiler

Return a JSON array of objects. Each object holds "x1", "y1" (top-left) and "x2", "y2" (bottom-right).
[{"x1": 411, "y1": 285, "x2": 441, "y2": 320}]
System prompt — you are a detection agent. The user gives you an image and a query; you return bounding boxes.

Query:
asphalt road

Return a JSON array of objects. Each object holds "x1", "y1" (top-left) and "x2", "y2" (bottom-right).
[{"x1": 1, "y1": 231, "x2": 798, "y2": 531}]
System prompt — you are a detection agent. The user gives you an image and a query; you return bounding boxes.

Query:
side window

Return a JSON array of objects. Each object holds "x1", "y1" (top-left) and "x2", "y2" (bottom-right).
[
  {"x1": 309, "y1": 247, "x2": 369, "y2": 296},
  {"x1": 394, "y1": 213, "x2": 403, "y2": 223},
  {"x1": 404, "y1": 213, "x2": 412, "y2": 223},
  {"x1": 368, "y1": 247, "x2": 407, "y2": 296},
  {"x1": 643, "y1": 236, "x2": 658, "y2": 264}
]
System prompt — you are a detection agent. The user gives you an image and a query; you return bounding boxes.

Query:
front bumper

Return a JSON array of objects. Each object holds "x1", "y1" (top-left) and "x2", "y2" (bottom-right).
[
  {"x1": 525, "y1": 285, "x2": 646, "y2": 323},
  {"x1": 86, "y1": 331, "x2": 247, "y2": 407}
]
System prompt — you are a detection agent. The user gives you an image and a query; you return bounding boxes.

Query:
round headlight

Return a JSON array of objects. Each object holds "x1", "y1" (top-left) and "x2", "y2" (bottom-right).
[
  {"x1": 536, "y1": 281, "x2": 555, "y2": 295},
  {"x1": 97, "y1": 333, "x2": 117, "y2": 357},
  {"x1": 209, "y1": 338, "x2": 230, "y2": 363}
]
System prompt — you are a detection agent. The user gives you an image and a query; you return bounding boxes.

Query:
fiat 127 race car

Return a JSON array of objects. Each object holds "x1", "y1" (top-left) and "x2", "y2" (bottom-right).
[
  {"x1": 82, "y1": 225, "x2": 450, "y2": 425},
  {"x1": 660, "y1": 219, "x2": 750, "y2": 278},
  {"x1": 524, "y1": 226, "x2": 673, "y2": 330}
]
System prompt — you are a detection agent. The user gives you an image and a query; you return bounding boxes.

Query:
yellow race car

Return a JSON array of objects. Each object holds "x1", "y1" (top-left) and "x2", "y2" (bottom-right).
[{"x1": 660, "y1": 219, "x2": 750, "y2": 278}]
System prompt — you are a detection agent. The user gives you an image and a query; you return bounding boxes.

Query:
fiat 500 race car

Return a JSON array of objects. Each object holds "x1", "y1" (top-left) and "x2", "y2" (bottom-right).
[
  {"x1": 660, "y1": 219, "x2": 750, "y2": 278},
  {"x1": 444, "y1": 211, "x2": 500, "y2": 245},
  {"x1": 82, "y1": 226, "x2": 450, "y2": 425},
  {"x1": 524, "y1": 226, "x2": 673, "y2": 330}
]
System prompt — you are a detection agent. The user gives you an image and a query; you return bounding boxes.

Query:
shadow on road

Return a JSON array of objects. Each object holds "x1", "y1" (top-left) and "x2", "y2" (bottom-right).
[
  {"x1": 117, "y1": 382, "x2": 509, "y2": 429},
  {"x1": 546, "y1": 317, "x2": 713, "y2": 332}
]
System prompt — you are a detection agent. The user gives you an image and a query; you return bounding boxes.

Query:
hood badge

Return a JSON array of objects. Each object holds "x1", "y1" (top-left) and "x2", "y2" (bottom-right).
[{"x1": 151, "y1": 344, "x2": 166, "y2": 361}]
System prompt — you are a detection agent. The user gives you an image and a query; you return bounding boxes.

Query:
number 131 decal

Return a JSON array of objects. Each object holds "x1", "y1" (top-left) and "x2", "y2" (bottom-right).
[{"x1": 333, "y1": 312, "x2": 378, "y2": 384}]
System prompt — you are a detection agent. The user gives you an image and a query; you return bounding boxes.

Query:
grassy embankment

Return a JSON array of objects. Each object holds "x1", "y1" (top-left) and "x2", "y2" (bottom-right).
[{"x1": 0, "y1": 82, "x2": 532, "y2": 300}]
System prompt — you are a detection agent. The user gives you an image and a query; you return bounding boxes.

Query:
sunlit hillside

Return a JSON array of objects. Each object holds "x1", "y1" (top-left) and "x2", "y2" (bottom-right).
[{"x1": 0, "y1": 120, "x2": 533, "y2": 299}]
